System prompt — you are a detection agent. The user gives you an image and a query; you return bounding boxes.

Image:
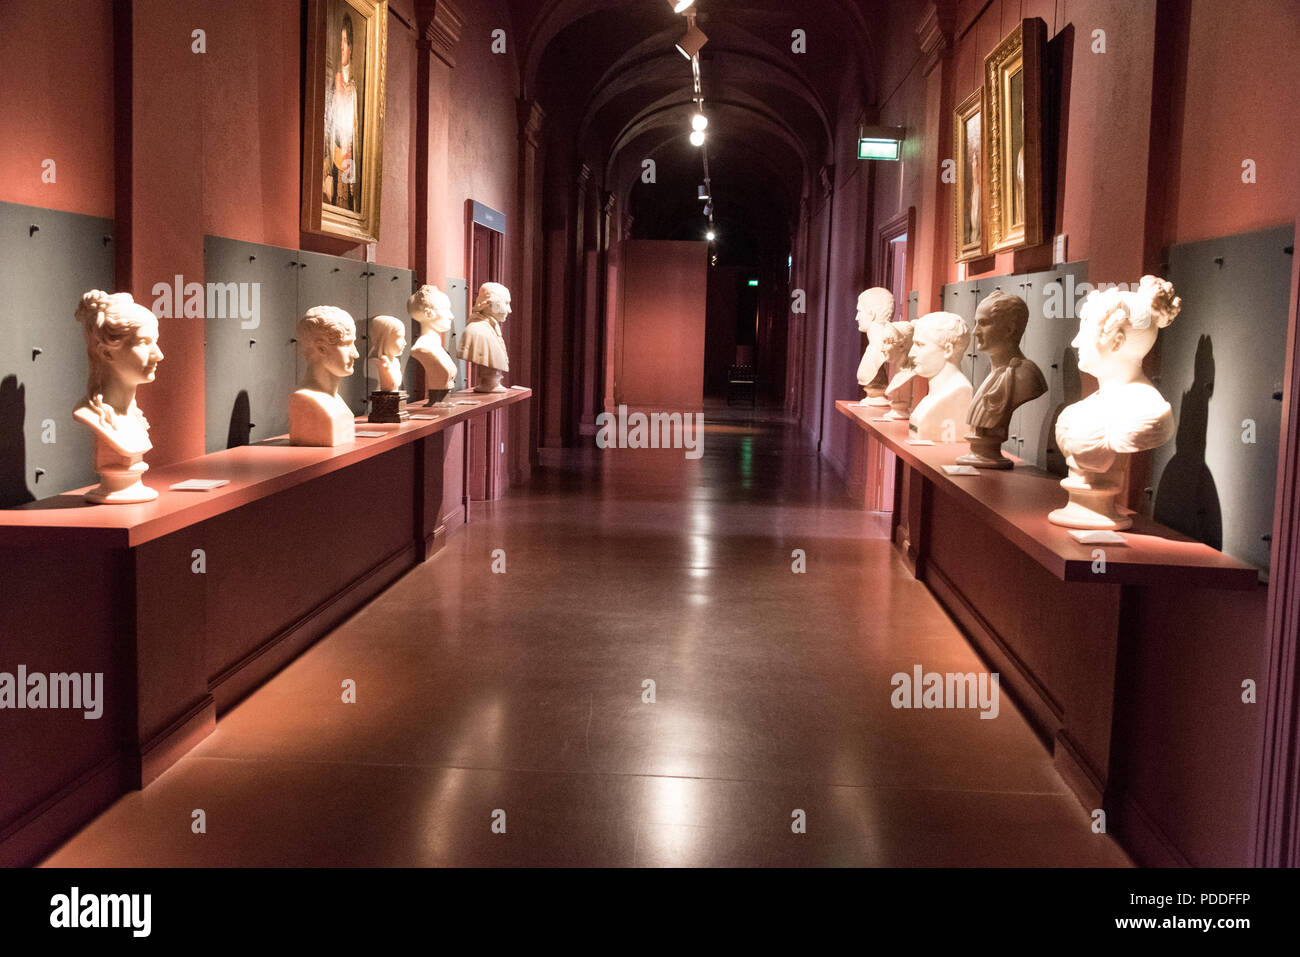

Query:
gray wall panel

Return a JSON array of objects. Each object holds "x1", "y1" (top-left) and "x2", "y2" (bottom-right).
[
  {"x1": 203, "y1": 236, "x2": 298, "y2": 452},
  {"x1": 0, "y1": 201, "x2": 112, "y2": 504},
  {"x1": 1151, "y1": 224, "x2": 1293, "y2": 572}
]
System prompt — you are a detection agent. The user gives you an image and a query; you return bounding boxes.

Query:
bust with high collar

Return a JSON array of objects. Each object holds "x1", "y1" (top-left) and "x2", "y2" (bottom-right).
[
  {"x1": 957, "y1": 290, "x2": 1047, "y2": 468},
  {"x1": 907, "y1": 311, "x2": 973, "y2": 442},
  {"x1": 458, "y1": 282, "x2": 511, "y2": 393}
]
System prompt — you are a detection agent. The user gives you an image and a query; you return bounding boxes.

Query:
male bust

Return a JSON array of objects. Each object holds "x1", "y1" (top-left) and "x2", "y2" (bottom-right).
[
  {"x1": 855, "y1": 287, "x2": 896, "y2": 405},
  {"x1": 290, "y1": 306, "x2": 359, "y2": 447},
  {"x1": 957, "y1": 290, "x2": 1047, "y2": 468},
  {"x1": 907, "y1": 311, "x2": 973, "y2": 442},
  {"x1": 408, "y1": 284, "x2": 458, "y2": 403},
  {"x1": 881, "y1": 320, "x2": 915, "y2": 419},
  {"x1": 459, "y1": 282, "x2": 511, "y2": 393}
]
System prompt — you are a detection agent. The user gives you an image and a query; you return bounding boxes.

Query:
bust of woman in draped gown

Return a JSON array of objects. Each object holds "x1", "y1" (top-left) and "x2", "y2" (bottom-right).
[{"x1": 1048, "y1": 276, "x2": 1181, "y2": 530}]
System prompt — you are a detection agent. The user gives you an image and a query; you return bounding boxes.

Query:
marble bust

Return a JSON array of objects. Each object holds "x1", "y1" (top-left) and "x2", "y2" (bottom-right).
[
  {"x1": 367, "y1": 314, "x2": 407, "y2": 393},
  {"x1": 290, "y1": 306, "x2": 359, "y2": 447},
  {"x1": 458, "y1": 282, "x2": 511, "y2": 393},
  {"x1": 855, "y1": 287, "x2": 896, "y2": 406},
  {"x1": 957, "y1": 290, "x2": 1047, "y2": 468},
  {"x1": 408, "y1": 284, "x2": 458, "y2": 404},
  {"x1": 881, "y1": 320, "x2": 915, "y2": 419},
  {"x1": 72, "y1": 290, "x2": 164, "y2": 504},
  {"x1": 908, "y1": 311, "x2": 973, "y2": 442},
  {"x1": 1049, "y1": 276, "x2": 1181, "y2": 530}
]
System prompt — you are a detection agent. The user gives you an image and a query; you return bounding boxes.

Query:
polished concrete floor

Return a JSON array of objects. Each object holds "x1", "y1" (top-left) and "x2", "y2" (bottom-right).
[{"x1": 44, "y1": 403, "x2": 1130, "y2": 867}]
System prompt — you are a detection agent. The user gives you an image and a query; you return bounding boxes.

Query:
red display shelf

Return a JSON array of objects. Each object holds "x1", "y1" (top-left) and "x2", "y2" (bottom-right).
[
  {"x1": 836, "y1": 400, "x2": 1258, "y2": 589},
  {"x1": 0, "y1": 388, "x2": 531, "y2": 549}
]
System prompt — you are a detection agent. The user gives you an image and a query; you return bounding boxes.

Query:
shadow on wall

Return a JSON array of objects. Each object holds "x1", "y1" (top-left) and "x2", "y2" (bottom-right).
[
  {"x1": 0, "y1": 375, "x2": 35, "y2": 507},
  {"x1": 226, "y1": 390, "x2": 252, "y2": 449},
  {"x1": 1154, "y1": 334, "x2": 1223, "y2": 549},
  {"x1": 1042, "y1": 342, "x2": 1081, "y2": 478}
]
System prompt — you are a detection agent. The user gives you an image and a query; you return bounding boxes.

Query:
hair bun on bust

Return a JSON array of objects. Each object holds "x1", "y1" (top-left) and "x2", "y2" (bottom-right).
[
  {"x1": 1138, "y1": 275, "x2": 1181, "y2": 329},
  {"x1": 75, "y1": 289, "x2": 113, "y2": 326}
]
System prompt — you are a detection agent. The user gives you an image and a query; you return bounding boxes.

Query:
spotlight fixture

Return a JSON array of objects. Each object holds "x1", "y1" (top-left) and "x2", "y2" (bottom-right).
[
  {"x1": 689, "y1": 129, "x2": 706, "y2": 147},
  {"x1": 697, "y1": 185, "x2": 710, "y2": 200},
  {"x1": 706, "y1": 230, "x2": 716, "y2": 242},
  {"x1": 691, "y1": 112, "x2": 708, "y2": 132},
  {"x1": 676, "y1": 16, "x2": 708, "y2": 59},
  {"x1": 668, "y1": 0, "x2": 696, "y2": 11}
]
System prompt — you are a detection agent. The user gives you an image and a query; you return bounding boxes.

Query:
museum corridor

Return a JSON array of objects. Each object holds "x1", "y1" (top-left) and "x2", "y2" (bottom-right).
[{"x1": 41, "y1": 409, "x2": 1129, "y2": 867}]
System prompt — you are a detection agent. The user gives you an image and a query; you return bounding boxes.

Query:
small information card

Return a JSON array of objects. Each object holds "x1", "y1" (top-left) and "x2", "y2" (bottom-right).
[{"x1": 169, "y1": 479, "x2": 229, "y2": 492}]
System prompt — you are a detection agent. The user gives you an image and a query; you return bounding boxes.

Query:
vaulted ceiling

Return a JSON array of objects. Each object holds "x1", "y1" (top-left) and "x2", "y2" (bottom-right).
[{"x1": 510, "y1": 0, "x2": 887, "y2": 261}]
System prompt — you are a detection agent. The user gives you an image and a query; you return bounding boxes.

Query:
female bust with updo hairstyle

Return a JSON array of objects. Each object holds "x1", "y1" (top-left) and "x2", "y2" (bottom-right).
[
  {"x1": 457, "y1": 282, "x2": 511, "y2": 393},
  {"x1": 407, "y1": 284, "x2": 458, "y2": 402},
  {"x1": 73, "y1": 290, "x2": 164, "y2": 503},
  {"x1": 1049, "y1": 275, "x2": 1181, "y2": 529},
  {"x1": 367, "y1": 314, "x2": 406, "y2": 393}
]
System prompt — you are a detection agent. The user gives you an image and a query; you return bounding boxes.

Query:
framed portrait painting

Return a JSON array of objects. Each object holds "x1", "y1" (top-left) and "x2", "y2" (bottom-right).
[
  {"x1": 953, "y1": 88, "x2": 985, "y2": 262},
  {"x1": 984, "y1": 17, "x2": 1046, "y2": 253},
  {"x1": 302, "y1": 0, "x2": 388, "y2": 243}
]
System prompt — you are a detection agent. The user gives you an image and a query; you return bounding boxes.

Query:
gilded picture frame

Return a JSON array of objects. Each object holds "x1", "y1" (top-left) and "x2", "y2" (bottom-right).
[
  {"x1": 302, "y1": 0, "x2": 388, "y2": 243},
  {"x1": 984, "y1": 18, "x2": 1046, "y2": 253},
  {"x1": 953, "y1": 87, "x2": 985, "y2": 262}
]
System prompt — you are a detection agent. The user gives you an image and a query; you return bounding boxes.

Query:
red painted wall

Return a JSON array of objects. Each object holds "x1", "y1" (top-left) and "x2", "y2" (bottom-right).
[
  {"x1": 0, "y1": 0, "x2": 115, "y2": 218},
  {"x1": 617, "y1": 240, "x2": 707, "y2": 411}
]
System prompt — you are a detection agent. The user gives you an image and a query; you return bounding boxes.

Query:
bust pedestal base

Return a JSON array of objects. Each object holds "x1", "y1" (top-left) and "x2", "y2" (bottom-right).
[
  {"x1": 86, "y1": 460, "x2": 157, "y2": 504},
  {"x1": 368, "y1": 391, "x2": 410, "y2": 425},
  {"x1": 473, "y1": 365, "x2": 508, "y2": 394},
  {"x1": 957, "y1": 433, "x2": 1013, "y2": 470},
  {"x1": 1048, "y1": 477, "x2": 1132, "y2": 530}
]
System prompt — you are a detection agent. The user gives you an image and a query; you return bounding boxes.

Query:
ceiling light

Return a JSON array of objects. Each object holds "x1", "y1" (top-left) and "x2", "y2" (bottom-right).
[
  {"x1": 706, "y1": 230, "x2": 716, "y2": 242},
  {"x1": 676, "y1": 17, "x2": 708, "y2": 59},
  {"x1": 692, "y1": 112, "x2": 708, "y2": 132},
  {"x1": 690, "y1": 129, "x2": 706, "y2": 147},
  {"x1": 697, "y1": 185, "x2": 709, "y2": 200},
  {"x1": 669, "y1": 0, "x2": 696, "y2": 12}
]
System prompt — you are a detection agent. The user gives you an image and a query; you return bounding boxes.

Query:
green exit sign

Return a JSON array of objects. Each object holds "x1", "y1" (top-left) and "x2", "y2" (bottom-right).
[
  {"x1": 858, "y1": 137, "x2": 901, "y2": 161},
  {"x1": 747, "y1": 280, "x2": 759, "y2": 287}
]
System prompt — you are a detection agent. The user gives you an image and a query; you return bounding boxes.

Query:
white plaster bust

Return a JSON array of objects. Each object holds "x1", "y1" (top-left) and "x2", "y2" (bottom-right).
[
  {"x1": 407, "y1": 284, "x2": 458, "y2": 402},
  {"x1": 458, "y1": 282, "x2": 511, "y2": 393},
  {"x1": 856, "y1": 286, "x2": 896, "y2": 405},
  {"x1": 908, "y1": 311, "x2": 973, "y2": 442},
  {"x1": 957, "y1": 290, "x2": 1047, "y2": 468},
  {"x1": 881, "y1": 320, "x2": 915, "y2": 419},
  {"x1": 366, "y1": 314, "x2": 407, "y2": 393},
  {"x1": 72, "y1": 290, "x2": 164, "y2": 503},
  {"x1": 290, "y1": 306, "x2": 359, "y2": 447},
  {"x1": 1049, "y1": 276, "x2": 1180, "y2": 530}
]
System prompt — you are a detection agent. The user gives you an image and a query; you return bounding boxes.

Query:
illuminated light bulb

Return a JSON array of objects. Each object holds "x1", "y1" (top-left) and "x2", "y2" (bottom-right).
[
  {"x1": 692, "y1": 113, "x2": 708, "y2": 132},
  {"x1": 690, "y1": 130, "x2": 706, "y2": 147}
]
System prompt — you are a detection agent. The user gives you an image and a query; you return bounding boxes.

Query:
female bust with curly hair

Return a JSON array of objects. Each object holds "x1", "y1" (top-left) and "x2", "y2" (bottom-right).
[
  {"x1": 1050, "y1": 275, "x2": 1181, "y2": 530},
  {"x1": 73, "y1": 290, "x2": 164, "y2": 503}
]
